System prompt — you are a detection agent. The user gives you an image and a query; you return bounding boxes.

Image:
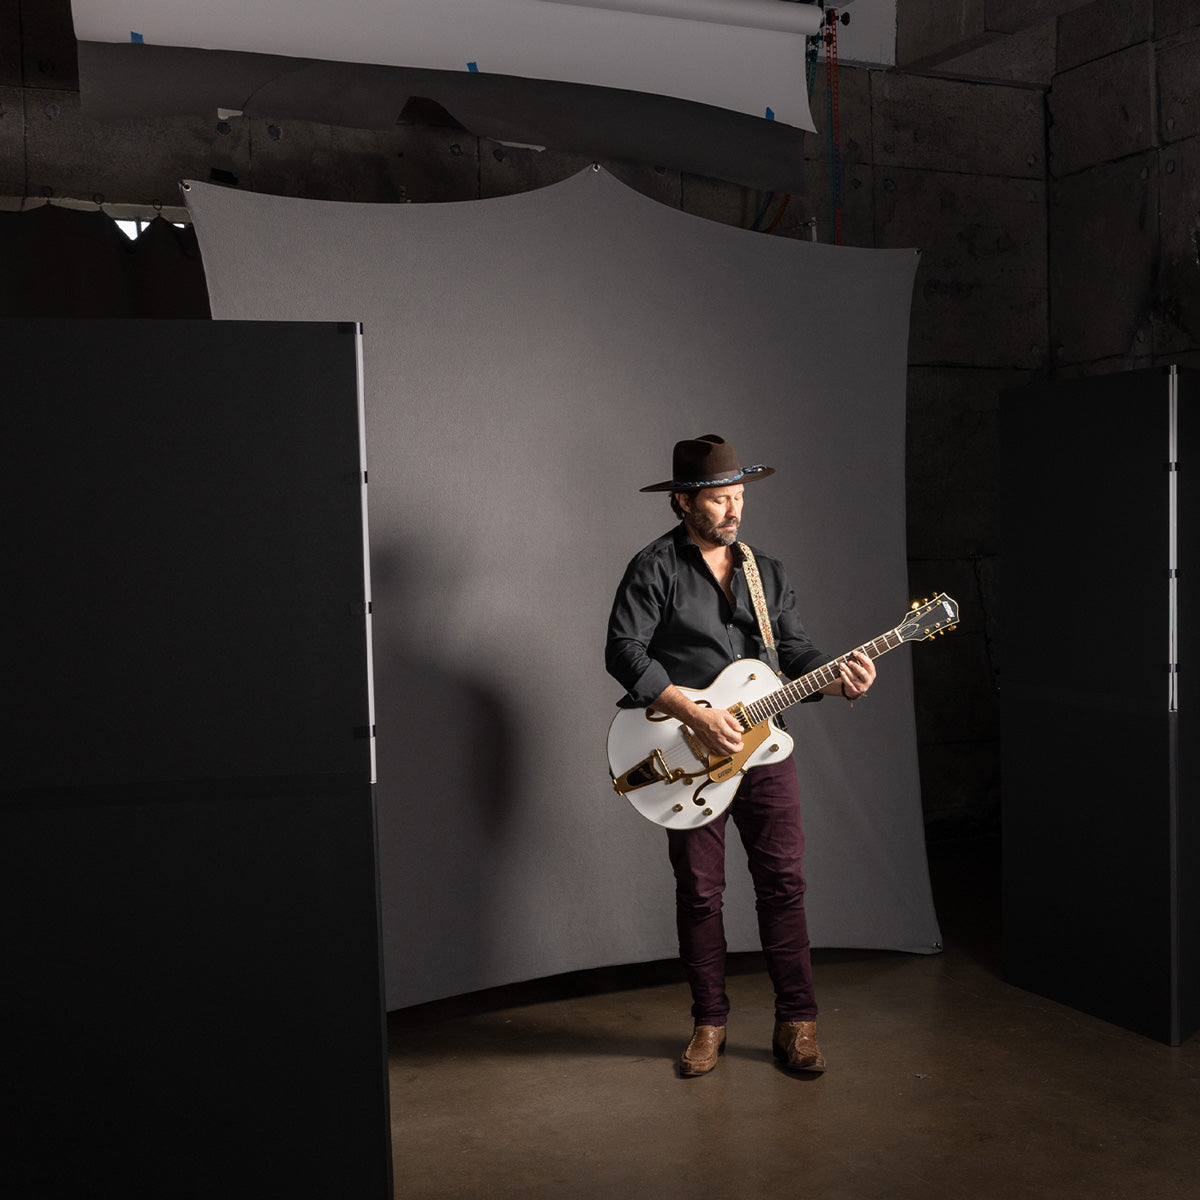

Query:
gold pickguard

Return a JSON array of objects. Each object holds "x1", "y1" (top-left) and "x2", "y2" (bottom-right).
[{"x1": 706, "y1": 713, "x2": 772, "y2": 783}]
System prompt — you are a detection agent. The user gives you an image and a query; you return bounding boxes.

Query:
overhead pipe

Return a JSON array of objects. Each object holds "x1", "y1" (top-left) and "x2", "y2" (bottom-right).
[{"x1": 537, "y1": 0, "x2": 825, "y2": 36}]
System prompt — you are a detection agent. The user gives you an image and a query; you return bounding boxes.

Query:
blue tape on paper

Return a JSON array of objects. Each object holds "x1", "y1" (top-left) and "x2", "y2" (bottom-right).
[
  {"x1": 765, "y1": 107, "x2": 775, "y2": 121},
  {"x1": 467, "y1": 61, "x2": 479, "y2": 73},
  {"x1": 131, "y1": 31, "x2": 144, "y2": 43}
]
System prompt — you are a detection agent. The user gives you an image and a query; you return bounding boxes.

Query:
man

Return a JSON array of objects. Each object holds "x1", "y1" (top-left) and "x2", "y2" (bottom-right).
[{"x1": 605, "y1": 434, "x2": 875, "y2": 1077}]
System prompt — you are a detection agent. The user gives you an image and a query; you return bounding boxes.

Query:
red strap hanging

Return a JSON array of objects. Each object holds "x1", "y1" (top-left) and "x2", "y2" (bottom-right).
[{"x1": 824, "y1": 8, "x2": 843, "y2": 245}]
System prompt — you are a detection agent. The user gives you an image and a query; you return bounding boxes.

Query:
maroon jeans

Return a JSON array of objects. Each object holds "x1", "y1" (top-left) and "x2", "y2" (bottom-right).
[{"x1": 666, "y1": 758, "x2": 817, "y2": 1026}]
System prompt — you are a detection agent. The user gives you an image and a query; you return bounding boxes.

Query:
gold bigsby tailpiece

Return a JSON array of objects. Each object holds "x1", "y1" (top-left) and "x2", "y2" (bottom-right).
[
  {"x1": 611, "y1": 720, "x2": 721, "y2": 795},
  {"x1": 611, "y1": 749, "x2": 686, "y2": 795}
]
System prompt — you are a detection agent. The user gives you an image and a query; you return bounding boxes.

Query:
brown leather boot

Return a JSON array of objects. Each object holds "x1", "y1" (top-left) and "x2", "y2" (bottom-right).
[
  {"x1": 772, "y1": 1020, "x2": 826, "y2": 1073},
  {"x1": 679, "y1": 1024, "x2": 726, "y2": 1076}
]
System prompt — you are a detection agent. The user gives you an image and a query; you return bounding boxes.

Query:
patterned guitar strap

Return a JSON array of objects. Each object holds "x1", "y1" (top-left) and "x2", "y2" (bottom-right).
[{"x1": 737, "y1": 542, "x2": 782, "y2": 678}]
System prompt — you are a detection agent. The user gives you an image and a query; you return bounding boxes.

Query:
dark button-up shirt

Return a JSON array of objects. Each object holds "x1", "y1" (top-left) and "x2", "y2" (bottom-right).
[{"x1": 605, "y1": 523, "x2": 831, "y2": 708}]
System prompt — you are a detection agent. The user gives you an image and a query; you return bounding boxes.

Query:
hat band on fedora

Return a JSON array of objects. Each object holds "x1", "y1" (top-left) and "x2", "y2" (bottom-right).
[{"x1": 678, "y1": 464, "x2": 768, "y2": 488}]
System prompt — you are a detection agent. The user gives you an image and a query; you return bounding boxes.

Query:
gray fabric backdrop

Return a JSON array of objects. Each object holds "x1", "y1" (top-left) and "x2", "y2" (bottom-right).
[{"x1": 184, "y1": 168, "x2": 941, "y2": 1011}]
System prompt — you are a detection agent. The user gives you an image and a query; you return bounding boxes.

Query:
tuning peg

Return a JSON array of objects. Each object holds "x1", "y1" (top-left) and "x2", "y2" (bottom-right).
[{"x1": 911, "y1": 601, "x2": 919, "y2": 610}]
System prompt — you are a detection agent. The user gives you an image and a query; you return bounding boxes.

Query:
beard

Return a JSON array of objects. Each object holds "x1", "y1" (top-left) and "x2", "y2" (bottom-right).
[{"x1": 688, "y1": 510, "x2": 740, "y2": 547}]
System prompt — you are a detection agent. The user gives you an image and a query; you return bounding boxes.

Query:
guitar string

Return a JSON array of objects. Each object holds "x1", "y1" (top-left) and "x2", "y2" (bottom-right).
[
  {"x1": 742, "y1": 629, "x2": 902, "y2": 727},
  {"x1": 633, "y1": 602, "x2": 953, "y2": 806},
  {"x1": 652, "y1": 628, "x2": 904, "y2": 779}
]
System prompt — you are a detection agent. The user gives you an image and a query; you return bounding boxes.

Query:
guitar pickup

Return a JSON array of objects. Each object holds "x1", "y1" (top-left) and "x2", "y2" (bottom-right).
[
  {"x1": 681, "y1": 727, "x2": 711, "y2": 765},
  {"x1": 612, "y1": 749, "x2": 686, "y2": 796}
]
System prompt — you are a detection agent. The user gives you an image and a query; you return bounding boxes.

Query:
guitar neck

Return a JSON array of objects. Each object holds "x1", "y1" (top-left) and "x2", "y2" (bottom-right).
[{"x1": 740, "y1": 627, "x2": 905, "y2": 726}]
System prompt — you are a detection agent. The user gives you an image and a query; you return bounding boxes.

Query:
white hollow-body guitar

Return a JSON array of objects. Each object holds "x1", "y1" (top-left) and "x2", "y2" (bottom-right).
[{"x1": 607, "y1": 594, "x2": 959, "y2": 830}]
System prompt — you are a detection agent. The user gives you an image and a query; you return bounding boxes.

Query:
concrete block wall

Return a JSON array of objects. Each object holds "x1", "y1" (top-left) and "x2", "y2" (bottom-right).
[
  {"x1": 855, "y1": 68, "x2": 1044, "y2": 839},
  {"x1": 1049, "y1": 2, "x2": 1200, "y2": 376}
]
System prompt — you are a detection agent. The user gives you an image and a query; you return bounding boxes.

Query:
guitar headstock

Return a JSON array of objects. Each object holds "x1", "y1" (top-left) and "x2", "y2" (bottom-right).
[{"x1": 897, "y1": 594, "x2": 959, "y2": 642}]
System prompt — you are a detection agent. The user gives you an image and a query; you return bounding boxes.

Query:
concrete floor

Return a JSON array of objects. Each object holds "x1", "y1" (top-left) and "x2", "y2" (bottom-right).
[{"x1": 386, "y1": 842, "x2": 1200, "y2": 1199}]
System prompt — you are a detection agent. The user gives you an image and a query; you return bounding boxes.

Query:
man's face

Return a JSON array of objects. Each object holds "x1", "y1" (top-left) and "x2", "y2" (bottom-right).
[{"x1": 680, "y1": 484, "x2": 745, "y2": 548}]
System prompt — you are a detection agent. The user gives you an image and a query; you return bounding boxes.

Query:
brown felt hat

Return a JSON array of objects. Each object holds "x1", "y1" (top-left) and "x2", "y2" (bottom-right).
[{"x1": 640, "y1": 433, "x2": 775, "y2": 493}]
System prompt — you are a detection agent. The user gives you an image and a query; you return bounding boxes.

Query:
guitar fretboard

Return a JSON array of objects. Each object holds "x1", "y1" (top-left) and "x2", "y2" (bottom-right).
[{"x1": 739, "y1": 628, "x2": 905, "y2": 728}]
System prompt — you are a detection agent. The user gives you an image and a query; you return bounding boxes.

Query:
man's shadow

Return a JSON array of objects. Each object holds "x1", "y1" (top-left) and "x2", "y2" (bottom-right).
[{"x1": 370, "y1": 539, "x2": 519, "y2": 1012}]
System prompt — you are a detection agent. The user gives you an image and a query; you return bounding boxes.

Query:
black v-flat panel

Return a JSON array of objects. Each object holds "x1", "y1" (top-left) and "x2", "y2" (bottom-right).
[
  {"x1": 1003, "y1": 365, "x2": 1198, "y2": 1046},
  {"x1": 1, "y1": 318, "x2": 390, "y2": 1195}
]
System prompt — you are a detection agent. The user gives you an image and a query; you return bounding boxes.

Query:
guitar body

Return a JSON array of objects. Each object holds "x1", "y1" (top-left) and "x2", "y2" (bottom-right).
[{"x1": 606, "y1": 658, "x2": 794, "y2": 830}]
